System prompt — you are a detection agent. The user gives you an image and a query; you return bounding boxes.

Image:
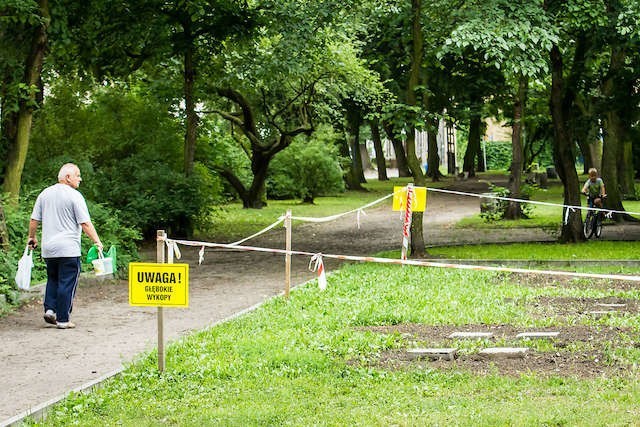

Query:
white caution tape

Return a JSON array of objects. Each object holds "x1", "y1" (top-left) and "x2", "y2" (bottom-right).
[
  {"x1": 564, "y1": 207, "x2": 576, "y2": 225},
  {"x1": 428, "y1": 187, "x2": 640, "y2": 217},
  {"x1": 198, "y1": 246, "x2": 205, "y2": 265},
  {"x1": 160, "y1": 235, "x2": 640, "y2": 283},
  {"x1": 229, "y1": 217, "x2": 285, "y2": 246},
  {"x1": 356, "y1": 209, "x2": 366, "y2": 229},
  {"x1": 165, "y1": 239, "x2": 181, "y2": 262},
  {"x1": 290, "y1": 193, "x2": 394, "y2": 224}
]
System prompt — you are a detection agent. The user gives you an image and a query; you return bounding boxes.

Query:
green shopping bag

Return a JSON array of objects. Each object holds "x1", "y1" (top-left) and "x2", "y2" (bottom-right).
[{"x1": 87, "y1": 245, "x2": 117, "y2": 273}]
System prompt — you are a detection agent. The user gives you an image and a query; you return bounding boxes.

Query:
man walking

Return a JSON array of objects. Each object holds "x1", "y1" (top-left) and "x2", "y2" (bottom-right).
[{"x1": 27, "y1": 163, "x2": 103, "y2": 329}]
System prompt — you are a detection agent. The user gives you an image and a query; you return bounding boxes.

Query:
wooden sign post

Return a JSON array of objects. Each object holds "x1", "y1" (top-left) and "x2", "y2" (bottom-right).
[
  {"x1": 284, "y1": 210, "x2": 292, "y2": 298},
  {"x1": 127, "y1": 230, "x2": 189, "y2": 372}
]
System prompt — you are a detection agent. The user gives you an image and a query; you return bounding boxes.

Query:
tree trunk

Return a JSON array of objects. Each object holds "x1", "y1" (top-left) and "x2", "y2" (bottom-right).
[
  {"x1": 505, "y1": 76, "x2": 526, "y2": 220},
  {"x1": 338, "y1": 135, "x2": 364, "y2": 191},
  {"x1": 405, "y1": 128, "x2": 427, "y2": 257},
  {"x1": 618, "y1": 135, "x2": 634, "y2": 198},
  {"x1": 601, "y1": 45, "x2": 635, "y2": 219},
  {"x1": 406, "y1": 0, "x2": 426, "y2": 257},
  {"x1": 426, "y1": 123, "x2": 442, "y2": 181},
  {"x1": 576, "y1": 135, "x2": 595, "y2": 174},
  {"x1": 602, "y1": 110, "x2": 624, "y2": 219},
  {"x1": 244, "y1": 153, "x2": 270, "y2": 208},
  {"x1": 183, "y1": 35, "x2": 199, "y2": 176},
  {"x1": 2, "y1": 0, "x2": 49, "y2": 198},
  {"x1": 588, "y1": 133, "x2": 602, "y2": 173},
  {"x1": 0, "y1": 200, "x2": 9, "y2": 251},
  {"x1": 549, "y1": 45, "x2": 584, "y2": 242},
  {"x1": 370, "y1": 119, "x2": 388, "y2": 181},
  {"x1": 463, "y1": 114, "x2": 482, "y2": 177},
  {"x1": 346, "y1": 107, "x2": 366, "y2": 184},
  {"x1": 382, "y1": 121, "x2": 411, "y2": 177}
]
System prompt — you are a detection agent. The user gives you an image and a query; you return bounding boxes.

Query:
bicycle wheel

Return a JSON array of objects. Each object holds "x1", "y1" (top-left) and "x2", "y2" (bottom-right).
[
  {"x1": 595, "y1": 213, "x2": 603, "y2": 238},
  {"x1": 583, "y1": 211, "x2": 594, "y2": 239}
]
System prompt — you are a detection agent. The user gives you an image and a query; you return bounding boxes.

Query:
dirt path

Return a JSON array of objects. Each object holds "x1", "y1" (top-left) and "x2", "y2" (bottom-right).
[{"x1": 1, "y1": 181, "x2": 639, "y2": 422}]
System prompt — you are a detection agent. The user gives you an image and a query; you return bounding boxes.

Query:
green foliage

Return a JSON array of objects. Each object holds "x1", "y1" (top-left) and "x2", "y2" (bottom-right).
[
  {"x1": 443, "y1": 0, "x2": 558, "y2": 79},
  {"x1": 87, "y1": 158, "x2": 219, "y2": 238},
  {"x1": 485, "y1": 141, "x2": 512, "y2": 170},
  {"x1": 0, "y1": 194, "x2": 42, "y2": 305},
  {"x1": 83, "y1": 201, "x2": 141, "y2": 276},
  {"x1": 480, "y1": 184, "x2": 535, "y2": 222},
  {"x1": 27, "y1": 82, "x2": 222, "y2": 237},
  {"x1": 267, "y1": 129, "x2": 345, "y2": 202}
]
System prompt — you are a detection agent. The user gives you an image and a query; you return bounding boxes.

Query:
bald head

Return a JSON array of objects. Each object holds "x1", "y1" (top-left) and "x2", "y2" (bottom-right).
[{"x1": 58, "y1": 163, "x2": 82, "y2": 188}]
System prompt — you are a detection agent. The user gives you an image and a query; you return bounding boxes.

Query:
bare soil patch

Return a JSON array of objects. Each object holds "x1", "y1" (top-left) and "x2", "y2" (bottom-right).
[
  {"x1": 361, "y1": 323, "x2": 639, "y2": 378},
  {"x1": 508, "y1": 273, "x2": 640, "y2": 291}
]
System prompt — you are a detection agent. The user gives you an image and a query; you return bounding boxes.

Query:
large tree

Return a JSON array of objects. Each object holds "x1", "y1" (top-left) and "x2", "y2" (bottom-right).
[
  {"x1": 545, "y1": 0, "x2": 640, "y2": 239},
  {"x1": 444, "y1": 0, "x2": 557, "y2": 220},
  {"x1": 204, "y1": 0, "x2": 387, "y2": 208},
  {"x1": 1, "y1": 0, "x2": 49, "y2": 198},
  {"x1": 52, "y1": 0, "x2": 255, "y2": 176}
]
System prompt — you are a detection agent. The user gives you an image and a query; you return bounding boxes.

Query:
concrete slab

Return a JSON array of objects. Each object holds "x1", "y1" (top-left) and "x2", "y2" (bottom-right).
[
  {"x1": 448, "y1": 332, "x2": 493, "y2": 339},
  {"x1": 516, "y1": 332, "x2": 560, "y2": 339},
  {"x1": 595, "y1": 303, "x2": 626, "y2": 308},
  {"x1": 407, "y1": 348, "x2": 458, "y2": 361},
  {"x1": 479, "y1": 347, "x2": 530, "y2": 359},
  {"x1": 588, "y1": 311, "x2": 616, "y2": 318}
]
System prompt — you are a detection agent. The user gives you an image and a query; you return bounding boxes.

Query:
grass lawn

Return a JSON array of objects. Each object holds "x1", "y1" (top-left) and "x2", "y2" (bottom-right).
[
  {"x1": 33, "y1": 256, "x2": 640, "y2": 426},
  {"x1": 28, "y1": 174, "x2": 640, "y2": 426},
  {"x1": 30, "y1": 219, "x2": 640, "y2": 426}
]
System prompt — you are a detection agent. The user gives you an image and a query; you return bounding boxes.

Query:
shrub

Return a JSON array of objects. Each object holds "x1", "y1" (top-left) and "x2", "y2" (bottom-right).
[
  {"x1": 27, "y1": 82, "x2": 222, "y2": 238},
  {"x1": 480, "y1": 184, "x2": 535, "y2": 222},
  {"x1": 267, "y1": 135, "x2": 345, "y2": 203},
  {"x1": 83, "y1": 159, "x2": 219, "y2": 238},
  {"x1": 485, "y1": 141, "x2": 512, "y2": 171}
]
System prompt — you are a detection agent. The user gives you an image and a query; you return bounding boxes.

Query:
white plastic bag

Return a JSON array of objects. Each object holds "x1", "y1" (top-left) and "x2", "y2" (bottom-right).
[{"x1": 15, "y1": 246, "x2": 33, "y2": 290}]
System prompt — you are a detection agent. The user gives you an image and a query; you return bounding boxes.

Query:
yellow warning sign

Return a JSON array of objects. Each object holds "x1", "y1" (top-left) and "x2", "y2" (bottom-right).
[
  {"x1": 129, "y1": 263, "x2": 189, "y2": 307},
  {"x1": 392, "y1": 186, "x2": 427, "y2": 212}
]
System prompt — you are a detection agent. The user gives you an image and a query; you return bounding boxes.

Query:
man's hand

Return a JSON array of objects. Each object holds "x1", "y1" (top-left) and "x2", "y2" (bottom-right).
[{"x1": 27, "y1": 238, "x2": 37, "y2": 249}]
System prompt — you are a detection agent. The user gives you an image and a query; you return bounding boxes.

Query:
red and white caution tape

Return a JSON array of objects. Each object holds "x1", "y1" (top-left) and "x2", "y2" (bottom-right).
[
  {"x1": 309, "y1": 253, "x2": 327, "y2": 290},
  {"x1": 401, "y1": 184, "x2": 414, "y2": 261}
]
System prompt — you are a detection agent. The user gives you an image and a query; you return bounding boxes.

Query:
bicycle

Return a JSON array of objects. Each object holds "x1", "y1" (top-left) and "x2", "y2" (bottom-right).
[{"x1": 583, "y1": 194, "x2": 605, "y2": 239}]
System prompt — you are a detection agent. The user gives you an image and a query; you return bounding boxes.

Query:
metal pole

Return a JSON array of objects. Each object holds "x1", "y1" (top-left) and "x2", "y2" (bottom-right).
[{"x1": 156, "y1": 230, "x2": 166, "y2": 373}]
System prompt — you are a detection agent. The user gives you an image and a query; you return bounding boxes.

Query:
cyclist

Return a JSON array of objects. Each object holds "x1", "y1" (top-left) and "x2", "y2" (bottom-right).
[{"x1": 582, "y1": 168, "x2": 606, "y2": 208}]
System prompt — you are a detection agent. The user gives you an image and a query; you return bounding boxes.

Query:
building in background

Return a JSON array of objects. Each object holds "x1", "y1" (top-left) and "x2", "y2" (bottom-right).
[{"x1": 365, "y1": 120, "x2": 457, "y2": 175}]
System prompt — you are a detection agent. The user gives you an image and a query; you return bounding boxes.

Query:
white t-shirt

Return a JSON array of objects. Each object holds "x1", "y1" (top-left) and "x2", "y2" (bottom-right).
[{"x1": 31, "y1": 183, "x2": 91, "y2": 258}]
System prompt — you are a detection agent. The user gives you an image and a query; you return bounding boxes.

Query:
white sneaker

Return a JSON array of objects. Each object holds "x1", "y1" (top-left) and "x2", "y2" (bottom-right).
[
  {"x1": 56, "y1": 321, "x2": 76, "y2": 329},
  {"x1": 43, "y1": 310, "x2": 56, "y2": 325}
]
